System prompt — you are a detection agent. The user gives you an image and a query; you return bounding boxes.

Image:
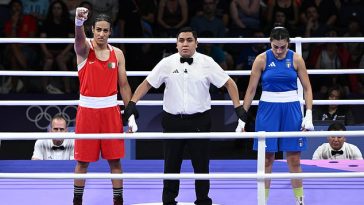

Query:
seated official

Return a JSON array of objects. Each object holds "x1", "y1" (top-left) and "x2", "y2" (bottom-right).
[
  {"x1": 312, "y1": 122, "x2": 363, "y2": 160},
  {"x1": 32, "y1": 113, "x2": 74, "y2": 160},
  {"x1": 313, "y1": 85, "x2": 355, "y2": 125}
]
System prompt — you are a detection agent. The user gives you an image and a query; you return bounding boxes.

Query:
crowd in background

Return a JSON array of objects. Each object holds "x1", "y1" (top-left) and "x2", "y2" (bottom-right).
[{"x1": 0, "y1": 0, "x2": 363, "y2": 124}]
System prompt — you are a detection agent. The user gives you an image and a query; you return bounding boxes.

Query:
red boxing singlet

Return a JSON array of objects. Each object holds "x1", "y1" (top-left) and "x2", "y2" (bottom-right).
[
  {"x1": 75, "y1": 41, "x2": 124, "y2": 162},
  {"x1": 78, "y1": 42, "x2": 118, "y2": 97}
]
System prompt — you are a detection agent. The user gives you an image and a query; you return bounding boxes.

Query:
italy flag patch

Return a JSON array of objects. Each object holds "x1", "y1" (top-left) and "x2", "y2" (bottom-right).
[{"x1": 108, "y1": 62, "x2": 116, "y2": 69}]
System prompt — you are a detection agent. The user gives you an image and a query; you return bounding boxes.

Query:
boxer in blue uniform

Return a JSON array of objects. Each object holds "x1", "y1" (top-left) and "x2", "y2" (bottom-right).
[{"x1": 237, "y1": 27, "x2": 314, "y2": 205}]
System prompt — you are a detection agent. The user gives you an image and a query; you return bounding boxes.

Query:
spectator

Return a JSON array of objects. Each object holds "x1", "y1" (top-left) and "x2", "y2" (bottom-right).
[
  {"x1": 40, "y1": 0, "x2": 74, "y2": 94},
  {"x1": 191, "y1": 0, "x2": 230, "y2": 27},
  {"x1": 198, "y1": 30, "x2": 228, "y2": 94},
  {"x1": 62, "y1": 0, "x2": 83, "y2": 21},
  {"x1": 265, "y1": 0, "x2": 299, "y2": 29},
  {"x1": 0, "y1": 0, "x2": 11, "y2": 94},
  {"x1": 235, "y1": 30, "x2": 267, "y2": 71},
  {"x1": 0, "y1": 0, "x2": 11, "y2": 37},
  {"x1": 157, "y1": 0, "x2": 188, "y2": 37},
  {"x1": 225, "y1": 0, "x2": 261, "y2": 59},
  {"x1": 190, "y1": 0, "x2": 231, "y2": 69},
  {"x1": 198, "y1": 30, "x2": 227, "y2": 70},
  {"x1": 229, "y1": 0, "x2": 260, "y2": 37},
  {"x1": 313, "y1": 85, "x2": 355, "y2": 125},
  {"x1": 117, "y1": 0, "x2": 160, "y2": 91},
  {"x1": 3, "y1": 0, "x2": 39, "y2": 93},
  {"x1": 190, "y1": 0, "x2": 226, "y2": 38},
  {"x1": 308, "y1": 28, "x2": 352, "y2": 96},
  {"x1": 338, "y1": 0, "x2": 364, "y2": 29},
  {"x1": 342, "y1": 16, "x2": 364, "y2": 68},
  {"x1": 298, "y1": 4, "x2": 327, "y2": 62},
  {"x1": 300, "y1": 0, "x2": 339, "y2": 27},
  {"x1": 361, "y1": 53, "x2": 364, "y2": 69},
  {"x1": 138, "y1": 0, "x2": 158, "y2": 34},
  {"x1": 21, "y1": 0, "x2": 49, "y2": 22},
  {"x1": 265, "y1": 9, "x2": 297, "y2": 36},
  {"x1": 31, "y1": 113, "x2": 74, "y2": 160},
  {"x1": 235, "y1": 29, "x2": 267, "y2": 97},
  {"x1": 87, "y1": 0, "x2": 119, "y2": 31},
  {"x1": 312, "y1": 122, "x2": 363, "y2": 160},
  {"x1": 357, "y1": 53, "x2": 364, "y2": 96},
  {"x1": 117, "y1": 0, "x2": 144, "y2": 54},
  {"x1": 299, "y1": 5, "x2": 327, "y2": 38}
]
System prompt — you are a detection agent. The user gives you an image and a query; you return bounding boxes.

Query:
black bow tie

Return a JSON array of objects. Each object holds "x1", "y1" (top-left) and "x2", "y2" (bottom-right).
[
  {"x1": 331, "y1": 150, "x2": 343, "y2": 155},
  {"x1": 52, "y1": 145, "x2": 65, "y2": 151},
  {"x1": 180, "y1": 57, "x2": 193, "y2": 65}
]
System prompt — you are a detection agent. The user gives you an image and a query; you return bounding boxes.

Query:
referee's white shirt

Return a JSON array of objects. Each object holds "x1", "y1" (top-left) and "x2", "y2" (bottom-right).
[
  {"x1": 32, "y1": 139, "x2": 75, "y2": 160},
  {"x1": 312, "y1": 142, "x2": 363, "y2": 160},
  {"x1": 147, "y1": 52, "x2": 229, "y2": 115}
]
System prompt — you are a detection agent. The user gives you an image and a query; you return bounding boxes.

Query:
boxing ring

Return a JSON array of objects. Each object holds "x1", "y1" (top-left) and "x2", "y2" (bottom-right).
[
  {"x1": 0, "y1": 159, "x2": 364, "y2": 205},
  {"x1": 1, "y1": 37, "x2": 364, "y2": 205}
]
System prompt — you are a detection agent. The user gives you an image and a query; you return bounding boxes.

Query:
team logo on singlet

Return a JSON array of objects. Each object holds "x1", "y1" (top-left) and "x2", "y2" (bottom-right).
[
  {"x1": 298, "y1": 138, "x2": 304, "y2": 147},
  {"x1": 108, "y1": 62, "x2": 116, "y2": 69},
  {"x1": 286, "y1": 59, "x2": 292, "y2": 68}
]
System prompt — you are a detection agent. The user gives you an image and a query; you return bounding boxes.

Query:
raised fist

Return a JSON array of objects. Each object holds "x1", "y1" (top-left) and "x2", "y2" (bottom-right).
[{"x1": 75, "y1": 7, "x2": 89, "y2": 26}]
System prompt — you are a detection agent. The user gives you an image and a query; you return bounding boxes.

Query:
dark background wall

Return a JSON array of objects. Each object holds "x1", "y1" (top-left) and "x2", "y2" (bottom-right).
[
  {"x1": 0, "y1": 93, "x2": 257, "y2": 160},
  {"x1": 0, "y1": 93, "x2": 78, "y2": 159},
  {"x1": 2, "y1": 93, "x2": 364, "y2": 160}
]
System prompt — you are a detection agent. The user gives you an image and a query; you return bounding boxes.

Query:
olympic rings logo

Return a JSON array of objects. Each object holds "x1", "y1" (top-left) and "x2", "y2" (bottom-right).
[{"x1": 26, "y1": 105, "x2": 77, "y2": 130}]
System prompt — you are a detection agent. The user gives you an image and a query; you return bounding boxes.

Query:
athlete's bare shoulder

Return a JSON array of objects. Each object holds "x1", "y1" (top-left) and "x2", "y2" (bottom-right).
[
  {"x1": 112, "y1": 46, "x2": 123, "y2": 54},
  {"x1": 111, "y1": 46, "x2": 125, "y2": 61},
  {"x1": 255, "y1": 52, "x2": 267, "y2": 65}
]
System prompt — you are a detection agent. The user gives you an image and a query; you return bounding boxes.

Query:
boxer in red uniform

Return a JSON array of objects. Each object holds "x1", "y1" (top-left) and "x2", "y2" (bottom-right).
[{"x1": 73, "y1": 7, "x2": 137, "y2": 205}]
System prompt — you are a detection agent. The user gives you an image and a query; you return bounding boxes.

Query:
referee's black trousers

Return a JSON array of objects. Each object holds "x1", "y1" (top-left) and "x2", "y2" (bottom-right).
[{"x1": 161, "y1": 110, "x2": 212, "y2": 205}]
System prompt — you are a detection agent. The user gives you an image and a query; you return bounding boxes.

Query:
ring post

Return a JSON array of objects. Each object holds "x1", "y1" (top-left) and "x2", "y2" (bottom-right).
[
  {"x1": 295, "y1": 37, "x2": 305, "y2": 114},
  {"x1": 257, "y1": 131, "x2": 266, "y2": 205}
]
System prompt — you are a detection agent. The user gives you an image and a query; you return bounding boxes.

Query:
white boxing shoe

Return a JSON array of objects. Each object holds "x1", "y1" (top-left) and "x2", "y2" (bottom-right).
[{"x1": 295, "y1": 196, "x2": 304, "y2": 205}]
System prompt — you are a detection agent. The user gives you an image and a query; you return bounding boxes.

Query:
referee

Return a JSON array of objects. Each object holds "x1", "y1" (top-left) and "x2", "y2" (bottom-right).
[{"x1": 124, "y1": 27, "x2": 245, "y2": 205}]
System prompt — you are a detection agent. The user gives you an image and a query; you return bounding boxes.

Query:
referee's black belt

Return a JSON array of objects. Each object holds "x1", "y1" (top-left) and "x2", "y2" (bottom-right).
[{"x1": 164, "y1": 110, "x2": 210, "y2": 119}]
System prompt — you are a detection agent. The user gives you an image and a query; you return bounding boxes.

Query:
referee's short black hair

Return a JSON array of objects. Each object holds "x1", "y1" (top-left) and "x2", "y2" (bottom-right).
[
  {"x1": 93, "y1": 14, "x2": 112, "y2": 28},
  {"x1": 328, "y1": 122, "x2": 346, "y2": 131},
  {"x1": 176, "y1": 27, "x2": 198, "y2": 41},
  {"x1": 270, "y1": 27, "x2": 290, "y2": 43}
]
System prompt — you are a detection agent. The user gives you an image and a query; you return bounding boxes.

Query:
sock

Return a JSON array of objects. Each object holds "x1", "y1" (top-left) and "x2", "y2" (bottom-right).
[
  {"x1": 293, "y1": 187, "x2": 304, "y2": 198},
  {"x1": 113, "y1": 187, "x2": 123, "y2": 198},
  {"x1": 265, "y1": 188, "x2": 270, "y2": 201},
  {"x1": 74, "y1": 185, "x2": 85, "y2": 198}
]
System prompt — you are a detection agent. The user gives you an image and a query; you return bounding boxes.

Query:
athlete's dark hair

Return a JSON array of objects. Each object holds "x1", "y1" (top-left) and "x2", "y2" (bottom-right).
[
  {"x1": 270, "y1": 27, "x2": 290, "y2": 43},
  {"x1": 93, "y1": 14, "x2": 112, "y2": 28}
]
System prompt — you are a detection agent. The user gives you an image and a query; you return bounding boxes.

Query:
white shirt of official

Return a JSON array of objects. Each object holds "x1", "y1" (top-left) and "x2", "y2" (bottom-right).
[
  {"x1": 312, "y1": 142, "x2": 363, "y2": 160},
  {"x1": 32, "y1": 139, "x2": 75, "y2": 160},
  {"x1": 146, "y1": 52, "x2": 229, "y2": 115}
]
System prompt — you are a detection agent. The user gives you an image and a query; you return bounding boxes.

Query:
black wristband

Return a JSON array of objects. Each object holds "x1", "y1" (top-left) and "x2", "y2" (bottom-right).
[
  {"x1": 124, "y1": 101, "x2": 139, "y2": 120},
  {"x1": 235, "y1": 105, "x2": 248, "y2": 122}
]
